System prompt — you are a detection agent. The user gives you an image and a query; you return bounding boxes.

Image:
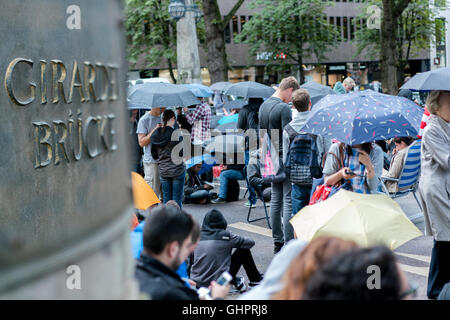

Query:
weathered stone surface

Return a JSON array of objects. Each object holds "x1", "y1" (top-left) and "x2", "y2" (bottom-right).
[{"x1": 0, "y1": 0, "x2": 136, "y2": 297}]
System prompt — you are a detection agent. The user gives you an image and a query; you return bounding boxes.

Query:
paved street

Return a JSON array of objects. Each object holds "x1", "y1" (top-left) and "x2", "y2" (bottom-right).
[{"x1": 184, "y1": 179, "x2": 432, "y2": 300}]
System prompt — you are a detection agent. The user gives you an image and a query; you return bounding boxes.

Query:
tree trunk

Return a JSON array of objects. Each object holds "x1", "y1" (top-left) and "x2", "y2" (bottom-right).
[
  {"x1": 202, "y1": 0, "x2": 229, "y2": 83},
  {"x1": 168, "y1": 58, "x2": 177, "y2": 83},
  {"x1": 381, "y1": 0, "x2": 399, "y2": 94}
]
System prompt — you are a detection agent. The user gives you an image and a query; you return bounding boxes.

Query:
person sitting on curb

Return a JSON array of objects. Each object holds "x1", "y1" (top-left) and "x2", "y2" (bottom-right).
[
  {"x1": 184, "y1": 163, "x2": 214, "y2": 204},
  {"x1": 190, "y1": 209, "x2": 263, "y2": 293},
  {"x1": 134, "y1": 205, "x2": 229, "y2": 300}
]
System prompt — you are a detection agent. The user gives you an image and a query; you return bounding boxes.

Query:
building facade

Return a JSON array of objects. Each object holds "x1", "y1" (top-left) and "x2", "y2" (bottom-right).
[{"x1": 130, "y1": 0, "x2": 431, "y2": 87}]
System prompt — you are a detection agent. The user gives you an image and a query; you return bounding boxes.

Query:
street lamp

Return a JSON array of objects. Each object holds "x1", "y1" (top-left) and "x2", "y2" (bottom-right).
[
  {"x1": 168, "y1": 0, "x2": 185, "y2": 20},
  {"x1": 168, "y1": 0, "x2": 202, "y2": 23}
]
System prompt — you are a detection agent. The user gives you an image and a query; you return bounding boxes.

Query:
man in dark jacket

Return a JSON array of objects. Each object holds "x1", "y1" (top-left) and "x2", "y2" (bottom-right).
[
  {"x1": 135, "y1": 205, "x2": 229, "y2": 300},
  {"x1": 190, "y1": 209, "x2": 263, "y2": 293},
  {"x1": 258, "y1": 76, "x2": 300, "y2": 254},
  {"x1": 237, "y1": 98, "x2": 263, "y2": 132},
  {"x1": 184, "y1": 163, "x2": 214, "y2": 204}
]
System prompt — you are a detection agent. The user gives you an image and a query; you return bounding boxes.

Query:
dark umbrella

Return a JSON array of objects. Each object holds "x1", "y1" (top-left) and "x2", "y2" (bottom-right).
[
  {"x1": 400, "y1": 67, "x2": 450, "y2": 91},
  {"x1": 127, "y1": 82, "x2": 200, "y2": 109},
  {"x1": 224, "y1": 81, "x2": 275, "y2": 99},
  {"x1": 210, "y1": 81, "x2": 233, "y2": 92},
  {"x1": 301, "y1": 90, "x2": 423, "y2": 145},
  {"x1": 300, "y1": 81, "x2": 335, "y2": 106},
  {"x1": 223, "y1": 99, "x2": 247, "y2": 111}
]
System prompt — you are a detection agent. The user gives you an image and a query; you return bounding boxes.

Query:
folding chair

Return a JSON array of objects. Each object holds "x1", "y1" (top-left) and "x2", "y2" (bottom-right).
[
  {"x1": 243, "y1": 166, "x2": 271, "y2": 229},
  {"x1": 380, "y1": 140, "x2": 422, "y2": 211}
]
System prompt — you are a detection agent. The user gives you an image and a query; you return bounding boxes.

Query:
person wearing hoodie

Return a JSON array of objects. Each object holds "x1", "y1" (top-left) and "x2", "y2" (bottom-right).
[
  {"x1": 282, "y1": 89, "x2": 332, "y2": 216},
  {"x1": 190, "y1": 209, "x2": 263, "y2": 293},
  {"x1": 239, "y1": 239, "x2": 307, "y2": 300},
  {"x1": 150, "y1": 109, "x2": 186, "y2": 208}
]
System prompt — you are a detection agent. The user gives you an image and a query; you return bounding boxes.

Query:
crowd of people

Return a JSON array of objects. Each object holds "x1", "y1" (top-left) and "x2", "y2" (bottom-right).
[{"x1": 130, "y1": 74, "x2": 450, "y2": 300}]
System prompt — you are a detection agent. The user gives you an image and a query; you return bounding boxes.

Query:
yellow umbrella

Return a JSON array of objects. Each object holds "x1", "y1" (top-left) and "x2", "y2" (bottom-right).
[
  {"x1": 290, "y1": 189, "x2": 422, "y2": 250},
  {"x1": 131, "y1": 172, "x2": 160, "y2": 210}
]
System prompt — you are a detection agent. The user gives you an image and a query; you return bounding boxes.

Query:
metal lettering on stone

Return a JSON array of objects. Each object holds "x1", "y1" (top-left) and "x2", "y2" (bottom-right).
[{"x1": 0, "y1": 0, "x2": 136, "y2": 298}]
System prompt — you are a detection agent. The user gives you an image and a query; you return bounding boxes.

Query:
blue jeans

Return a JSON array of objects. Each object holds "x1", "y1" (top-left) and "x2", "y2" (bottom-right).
[
  {"x1": 292, "y1": 184, "x2": 312, "y2": 217},
  {"x1": 160, "y1": 171, "x2": 186, "y2": 209},
  {"x1": 185, "y1": 189, "x2": 209, "y2": 203},
  {"x1": 219, "y1": 169, "x2": 256, "y2": 203}
]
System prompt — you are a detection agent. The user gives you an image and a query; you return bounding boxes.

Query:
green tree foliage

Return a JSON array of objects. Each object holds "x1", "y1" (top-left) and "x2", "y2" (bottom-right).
[
  {"x1": 354, "y1": 0, "x2": 444, "y2": 89},
  {"x1": 236, "y1": 0, "x2": 338, "y2": 84},
  {"x1": 125, "y1": 0, "x2": 205, "y2": 83}
]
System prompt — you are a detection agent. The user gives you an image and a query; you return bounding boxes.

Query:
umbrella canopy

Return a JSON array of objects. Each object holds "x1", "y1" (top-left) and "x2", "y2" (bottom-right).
[
  {"x1": 300, "y1": 81, "x2": 335, "y2": 106},
  {"x1": 182, "y1": 83, "x2": 213, "y2": 98},
  {"x1": 400, "y1": 67, "x2": 450, "y2": 91},
  {"x1": 131, "y1": 172, "x2": 161, "y2": 210},
  {"x1": 301, "y1": 90, "x2": 423, "y2": 145},
  {"x1": 210, "y1": 81, "x2": 233, "y2": 92},
  {"x1": 224, "y1": 81, "x2": 275, "y2": 99},
  {"x1": 290, "y1": 189, "x2": 422, "y2": 250},
  {"x1": 127, "y1": 82, "x2": 200, "y2": 109},
  {"x1": 223, "y1": 99, "x2": 247, "y2": 111},
  {"x1": 218, "y1": 113, "x2": 239, "y2": 125}
]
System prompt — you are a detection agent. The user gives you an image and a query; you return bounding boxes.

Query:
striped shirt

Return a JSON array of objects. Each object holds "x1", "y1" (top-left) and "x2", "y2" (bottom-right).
[
  {"x1": 417, "y1": 106, "x2": 430, "y2": 139},
  {"x1": 185, "y1": 102, "x2": 211, "y2": 144}
]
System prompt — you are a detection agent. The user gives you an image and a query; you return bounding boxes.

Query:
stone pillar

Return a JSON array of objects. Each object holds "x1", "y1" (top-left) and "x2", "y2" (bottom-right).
[{"x1": 176, "y1": 0, "x2": 202, "y2": 84}]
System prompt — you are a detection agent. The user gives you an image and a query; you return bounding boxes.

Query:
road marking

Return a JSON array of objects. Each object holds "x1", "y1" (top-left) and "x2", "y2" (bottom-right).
[
  {"x1": 396, "y1": 252, "x2": 431, "y2": 263},
  {"x1": 229, "y1": 222, "x2": 272, "y2": 237},
  {"x1": 398, "y1": 263, "x2": 429, "y2": 277},
  {"x1": 212, "y1": 182, "x2": 248, "y2": 191}
]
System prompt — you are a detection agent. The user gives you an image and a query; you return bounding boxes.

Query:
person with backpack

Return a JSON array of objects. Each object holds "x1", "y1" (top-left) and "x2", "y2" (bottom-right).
[
  {"x1": 282, "y1": 89, "x2": 324, "y2": 217},
  {"x1": 259, "y1": 76, "x2": 300, "y2": 253}
]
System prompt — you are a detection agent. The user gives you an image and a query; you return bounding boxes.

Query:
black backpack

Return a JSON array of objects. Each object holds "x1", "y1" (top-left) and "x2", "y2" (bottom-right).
[
  {"x1": 284, "y1": 124, "x2": 322, "y2": 185},
  {"x1": 225, "y1": 179, "x2": 240, "y2": 202}
]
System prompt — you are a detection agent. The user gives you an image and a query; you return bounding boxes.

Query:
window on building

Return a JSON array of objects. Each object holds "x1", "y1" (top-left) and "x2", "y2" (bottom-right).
[
  {"x1": 350, "y1": 17, "x2": 355, "y2": 40},
  {"x1": 336, "y1": 17, "x2": 342, "y2": 41},
  {"x1": 232, "y1": 15, "x2": 238, "y2": 43},
  {"x1": 343, "y1": 17, "x2": 348, "y2": 41}
]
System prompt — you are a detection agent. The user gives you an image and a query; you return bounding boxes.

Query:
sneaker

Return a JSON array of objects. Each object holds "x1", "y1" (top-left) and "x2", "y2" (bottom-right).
[
  {"x1": 274, "y1": 242, "x2": 284, "y2": 254},
  {"x1": 211, "y1": 197, "x2": 226, "y2": 204},
  {"x1": 244, "y1": 200, "x2": 257, "y2": 208},
  {"x1": 249, "y1": 274, "x2": 264, "y2": 287},
  {"x1": 231, "y1": 276, "x2": 247, "y2": 293}
]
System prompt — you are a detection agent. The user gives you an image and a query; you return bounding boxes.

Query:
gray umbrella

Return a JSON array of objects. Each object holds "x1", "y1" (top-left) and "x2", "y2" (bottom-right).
[
  {"x1": 127, "y1": 82, "x2": 200, "y2": 109},
  {"x1": 300, "y1": 81, "x2": 335, "y2": 106},
  {"x1": 224, "y1": 81, "x2": 275, "y2": 99},
  {"x1": 223, "y1": 99, "x2": 247, "y2": 111},
  {"x1": 400, "y1": 67, "x2": 450, "y2": 91},
  {"x1": 210, "y1": 81, "x2": 233, "y2": 92}
]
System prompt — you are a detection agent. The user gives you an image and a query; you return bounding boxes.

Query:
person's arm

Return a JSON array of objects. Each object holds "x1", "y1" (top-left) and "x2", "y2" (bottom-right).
[
  {"x1": 424, "y1": 124, "x2": 450, "y2": 170},
  {"x1": 184, "y1": 105, "x2": 203, "y2": 124},
  {"x1": 229, "y1": 232, "x2": 255, "y2": 249},
  {"x1": 138, "y1": 133, "x2": 151, "y2": 148},
  {"x1": 148, "y1": 124, "x2": 162, "y2": 143},
  {"x1": 384, "y1": 151, "x2": 404, "y2": 179},
  {"x1": 281, "y1": 104, "x2": 292, "y2": 130},
  {"x1": 282, "y1": 128, "x2": 290, "y2": 164},
  {"x1": 364, "y1": 147, "x2": 384, "y2": 192}
]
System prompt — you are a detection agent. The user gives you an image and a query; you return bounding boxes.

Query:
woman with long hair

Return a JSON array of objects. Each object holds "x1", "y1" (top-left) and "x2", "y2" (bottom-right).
[
  {"x1": 150, "y1": 109, "x2": 186, "y2": 208},
  {"x1": 322, "y1": 141, "x2": 384, "y2": 194},
  {"x1": 271, "y1": 237, "x2": 358, "y2": 300}
]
